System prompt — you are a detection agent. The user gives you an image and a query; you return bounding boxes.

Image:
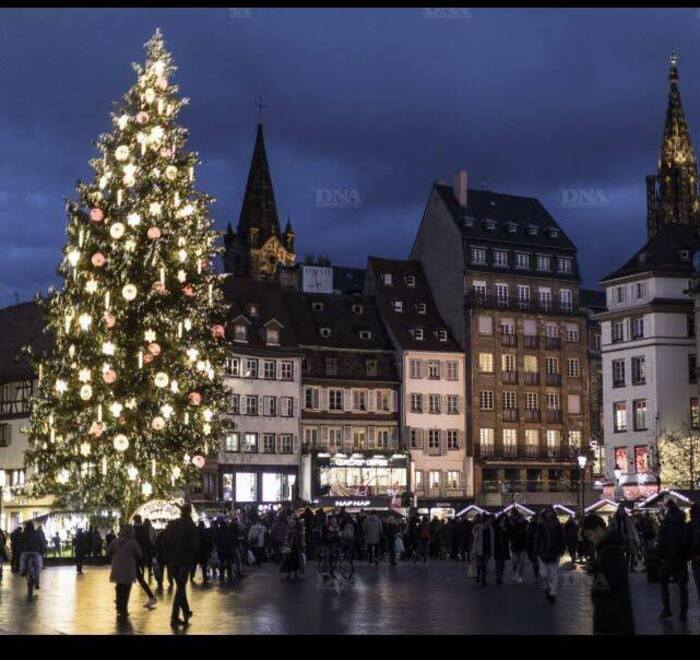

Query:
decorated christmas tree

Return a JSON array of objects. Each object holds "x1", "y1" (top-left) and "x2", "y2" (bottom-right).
[{"x1": 26, "y1": 30, "x2": 230, "y2": 518}]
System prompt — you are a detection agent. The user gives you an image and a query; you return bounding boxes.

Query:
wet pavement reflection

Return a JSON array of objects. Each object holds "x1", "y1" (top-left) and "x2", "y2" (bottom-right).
[{"x1": 0, "y1": 562, "x2": 698, "y2": 634}]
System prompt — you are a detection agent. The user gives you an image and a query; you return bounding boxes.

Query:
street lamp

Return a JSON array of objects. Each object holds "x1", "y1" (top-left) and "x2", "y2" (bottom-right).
[
  {"x1": 614, "y1": 464, "x2": 623, "y2": 501},
  {"x1": 577, "y1": 454, "x2": 588, "y2": 518}
]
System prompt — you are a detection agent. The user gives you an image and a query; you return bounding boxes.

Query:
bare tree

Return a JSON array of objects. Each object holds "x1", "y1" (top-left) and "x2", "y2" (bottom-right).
[{"x1": 657, "y1": 424, "x2": 700, "y2": 491}]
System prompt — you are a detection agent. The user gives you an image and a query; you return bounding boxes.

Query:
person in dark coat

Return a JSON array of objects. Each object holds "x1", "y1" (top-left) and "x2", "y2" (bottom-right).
[
  {"x1": 0, "y1": 528, "x2": 8, "y2": 578},
  {"x1": 472, "y1": 514, "x2": 492, "y2": 585},
  {"x1": 526, "y1": 513, "x2": 541, "y2": 585},
  {"x1": 582, "y1": 515, "x2": 635, "y2": 635},
  {"x1": 535, "y1": 506, "x2": 565, "y2": 603},
  {"x1": 192, "y1": 520, "x2": 213, "y2": 585},
  {"x1": 10, "y1": 525, "x2": 22, "y2": 572},
  {"x1": 508, "y1": 509, "x2": 529, "y2": 583},
  {"x1": 688, "y1": 503, "x2": 700, "y2": 608},
  {"x1": 168, "y1": 503, "x2": 199, "y2": 628},
  {"x1": 302, "y1": 507, "x2": 314, "y2": 558},
  {"x1": 383, "y1": 517, "x2": 398, "y2": 566},
  {"x1": 155, "y1": 522, "x2": 174, "y2": 591},
  {"x1": 492, "y1": 514, "x2": 511, "y2": 584},
  {"x1": 657, "y1": 500, "x2": 690, "y2": 621},
  {"x1": 106, "y1": 524, "x2": 142, "y2": 619},
  {"x1": 132, "y1": 515, "x2": 156, "y2": 607},
  {"x1": 564, "y1": 515, "x2": 579, "y2": 566},
  {"x1": 73, "y1": 528, "x2": 91, "y2": 575}
]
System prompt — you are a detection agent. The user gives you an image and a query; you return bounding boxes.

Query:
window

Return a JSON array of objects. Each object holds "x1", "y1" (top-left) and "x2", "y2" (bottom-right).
[
  {"x1": 226, "y1": 357, "x2": 240, "y2": 377},
  {"x1": 471, "y1": 247, "x2": 487, "y2": 264},
  {"x1": 353, "y1": 428, "x2": 366, "y2": 449},
  {"x1": 416, "y1": 302, "x2": 427, "y2": 314},
  {"x1": 405, "y1": 274, "x2": 416, "y2": 287},
  {"x1": 412, "y1": 328, "x2": 425, "y2": 341},
  {"x1": 525, "y1": 392, "x2": 538, "y2": 409},
  {"x1": 545, "y1": 321, "x2": 558, "y2": 338},
  {"x1": 515, "y1": 253, "x2": 530, "y2": 270},
  {"x1": 392, "y1": 300, "x2": 403, "y2": 312},
  {"x1": 614, "y1": 447, "x2": 628, "y2": 473},
  {"x1": 612, "y1": 359, "x2": 625, "y2": 387},
  {"x1": 429, "y1": 394, "x2": 441, "y2": 414},
  {"x1": 636, "y1": 281, "x2": 647, "y2": 299},
  {"x1": 615, "y1": 287, "x2": 627, "y2": 304},
  {"x1": 538, "y1": 287, "x2": 552, "y2": 310},
  {"x1": 557, "y1": 257, "x2": 573, "y2": 273},
  {"x1": 414, "y1": 470, "x2": 423, "y2": 490},
  {"x1": 427, "y1": 360, "x2": 440, "y2": 379},
  {"x1": 248, "y1": 304, "x2": 259, "y2": 317},
  {"x1": 569, "y1": 430, "x2": 582, "y2": 448},
  {"x1": 691, "y1": 398, "x2": 700, "y2": 429},
  {"x1": 428, "y1": 429, "x2": 441, "y2": 450},
  {"x1": 320, "y1": 327, "x2": 331, "y2": 338},
  {"x1": 263, "y1": 396, "x2": 277, "y2": 416},
  {"x1": 546, "y1": 430, "x2": 560, "y2": 449},
  {"x1": 280, "y1": 435, "x2": 294, "y2": 454},
  {"x1": 634, "y1": 446, "x2": 650, "y2": 473},
  {"x1": 409, "y1": 359, "x2": 421, "y2": 379},
  {"x1": 546, "y1": 393, "x2": 561, "y2": 410},
  {"x1": 359, "y1": 330, "x2": 372, "y2": 340},
  {"x1": 479, "y1": 352, "x2": 494, "y2": 373},
  {"x1": 690, "y1": 354, "x2": 697, "y2": 384},
  {"x1": 437, "y1": 330, "x2": 448, "y2": 342},
  {"x1": 472, "y1": 281, "x2": 487, "y2": 301},
  {"x1": 410, "y1": 393, "x2": 423, "y2": 413},
  {"x1": 446, "y1": 361, "x2": 459, "y2": 380},
  {"x1": 567, "y1": 358, "x2": 581, "y2": 378},
  {"x1": 263, "y1": 433, "x2": 276, "y2": 454},
  {"x1": 478, "y1": 315, "x2": 493, "y2": 335},
  {"x1": 479, "y1": 428, "x2": 495, "y2": 453},
  {"x1": 447, "y1": 471, "x2": 460, "y2": 490},
  {"x1": 352, "y1": 304, "x2": 364, "y2": 315},
  {"x1": 245, "y1": 395, "x2": 259, "y2": 416},
  {"x1": 311, "y1": 301, "x2": 324, "y2": 312},
  {"x1": 503, "y1": 428, "x2": 517, "y2": 448},
  {"x1": 567, "y1": 394, "x2": 581, "y2": 414},
  {"x1": 480, "y1": 390, "x2": 494, "y2": 410},
  {"x1": 429, "y1": 471, "x2": 441, "y2": 489},
  {"x1": 689, "y1": 314, "x2": 696, "y2": 338},
  {"x1": 560, "y1": 289, "x2": 573, "y2": 312},
  {"x1": 502, "y1": 353, "x2": 516, "y2": 373},
  {"x1": 366, "y1": 360, "x2": 378, "y2": 377},
  {"x1": 325, "y1": 358, "x2": 338, "y2": 376},
  {"x1": 632, "y1": 318, "x2": 644, "y2": 339},
  {"x1": 376, "y1": 390, "x2": 391, "y2": 412},
  {"x1": 517, "y1": 285, "x2": 531, "y2": 307},
  {"x1": 304, "y1": 387, "x2": 320, "y2": 410},
  {"x1": 328, "y1": 428, "x2": 343, "y2": 448},
  {"x1": 266, "y1": 327, "x2": 280, "y2": 346},
  {"x1": 614, "y1": 402, "x2": 627, "y2": 432},
  {"x1": 447, "y1": 395, "x2": 459, "y2": 414},
  {"x1": 545, "y1": 356, "x2": 559, "y2": 374},
  {"x1": 536, "y1": 255, "x2": 551, "y2": 271},
  {"x1": 376, "y1": 429, "x2": 390, "y2": 449},
  {"x1": 329, "y1": 389, "x2": 343, "y2": 411},
  {"x1": 382, "y1": 273, "x2": 393, "y2": 286},
  {"x1": 565, "y1": 323, "x2": 579, "y2": 342},
  {"x1": 263, "y1": 360, "x2": 276, "y2": 380},
  {"x1": 496, "y1": 283, "x2": 509, "y2": 306},
  {"x1": 243, "y1": 433, "x2": 258, "y2": 453},
  {"x1": 612, "y1": 321, "x2": 624, "y2": 343},
  {"x1": 224, "y1": 433, "x2": 240, "y2": 452},
  {"x1": 280, "y1": 361, "x2": 293, "y2": 380},
  {"x1": 280, "y1": 397, "x2": 294, "y2": 417},
  {"x1": 234, "y1": 324, "x2": 247, "y2": 342},
  {"x1": 230, "y1": 393, "x2": 240, "y2": 415},
  {"x1": 447, "y1": 430, "x2": 459, "y2": 450},
  {"x1": 501, "y1": 318, "x2": 515, "y2": 335},
  {"x1": 524, "y1": 355, "x2": 538, "y2": 373},
  {"x1": 631, "y1": 357, "x2": 645, "y2": 385},
  {"x1": 525, "y1": 429, "x2": 539, "y2": 445},
  {"x1": 244, "y1": 358, "x2": 258, "y2": 379},
  {"x1": 527, "y1": 225, "x2": 538, "y2": 236},
  {"x1": 493, "y1": 249, "x2": 509, "y2": 267},
  {"x1": 304, "y1": 427, "x2": 319, "y2": 447},
  {"x1": 353, "y1": 390, "x2": 368, "y2": 412},
  {"x1": 633, "y1": 399, "x2": 647, "y2": 431}
]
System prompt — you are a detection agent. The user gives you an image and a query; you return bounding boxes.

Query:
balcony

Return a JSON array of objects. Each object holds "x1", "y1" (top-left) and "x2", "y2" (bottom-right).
[
  {"x1": 479, "y1": 443, "x2": 495, "y2": 458},
  {"x1": 500, "y1": 332, "x2": 517, "y2": 347},
  {"x1": 546, "y1": 409, "x2": 563, "y2": 423},
  {"x1": 612, "y1": 379, "x2": 625, "y2": 389},
  {"x1": 502, "y1": 408, "x2": 518, "y2": 422},
  {"x1": 425, "y1": 445, "x2": 442, "y2": 456},
  {"x1": 501, "y1": 371, "x2": 518, "y2": 384},
  {"x1": 478, "y1": 443, "x2": 575, "y2": 462},
  {"x1": 524, "y1": 372, "x2": 539, "y2": 385},
  {"x1": 632, "y1": 378, "x2": 646, "y2": 386},
  {"x1": 545, "y1": 373, "x2": 562, "y2": 386},
  {"x1": 524, "y1": 408, "x2": 540, "y2": 422},
  {"x1": 523, "y1": 335, "x2": 539, "y2": 349},
  {"x1": 466, "y1": 293, "x2": 583, "y2": 316},
  {"x1": 544, "y1": 336, "x2": 561, "y2": 350},
  {"x1": 502, "y1": 444, "x2": 518, "y2": 458}
]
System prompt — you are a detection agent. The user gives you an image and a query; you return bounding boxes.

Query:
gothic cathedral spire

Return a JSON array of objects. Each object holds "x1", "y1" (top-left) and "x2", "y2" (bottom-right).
[
  {"x1": 223, "y1": 123, "x2": 296, "y2": 279},
  {"x1": 646, "y1": 50, "x2": 700, "y2": 238}
]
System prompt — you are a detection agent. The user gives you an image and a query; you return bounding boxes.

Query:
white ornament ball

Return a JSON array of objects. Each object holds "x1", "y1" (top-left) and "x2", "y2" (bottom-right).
[
  {"x1": 110, "y1": 222, "x2": 125, "y2": 240},
  {"x1": 79, "y1": 384, "x2": 93, "y2": 401},
  {"x1": 144, "y1": 88, "x2": 156, "y2": 104},
  {"x1": 115, "y1": 145, "x2": 130, "y2": 161},
  {"x1": 151, "y1": 416, "x2": 165, "y2": 431},
  {"x1": 165, "y1": 165, "x2": 178, "y2": 181},
  {"x1": 122, "y1": 284, "x2": 137, "y2": 301},
  {"x1": 117, "y1": 114, "x2": 129, "y2": 130},
  {"x1": 154, "y1": 372, "x2": 169, "y2": 388},
  {"x1": 113, "y1": 434, "x2": 129, "y2": 452}
]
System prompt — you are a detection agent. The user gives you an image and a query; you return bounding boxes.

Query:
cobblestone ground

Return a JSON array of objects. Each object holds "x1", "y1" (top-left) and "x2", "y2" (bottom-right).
[{"x1": 0, "y1": 560, "x2": 698, "y2": 634}]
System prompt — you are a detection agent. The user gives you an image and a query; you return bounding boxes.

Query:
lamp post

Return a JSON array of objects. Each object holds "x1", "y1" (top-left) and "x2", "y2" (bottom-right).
[
  {"x1": 614, "y1": 464, "x2": 623, "y2": 501},
  {"x1": 577, "y1": 454, "x2": 588, "y2": 518}
]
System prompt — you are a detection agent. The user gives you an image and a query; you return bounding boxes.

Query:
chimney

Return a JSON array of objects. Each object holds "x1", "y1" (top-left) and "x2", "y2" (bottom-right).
[{"x1": 453, "y1": 170, "x2": 468, "y2": 209}]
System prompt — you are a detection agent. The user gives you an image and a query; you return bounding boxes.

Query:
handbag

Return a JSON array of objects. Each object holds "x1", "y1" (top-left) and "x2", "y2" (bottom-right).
[
  {"x1": 395, "y1": 537, "x2": 405, "y2": 554},
  {"x1": 247, "y1": 549, "x2": 256, "y2": 565},
  {"x1": 466, "y1": 561, "x2": 477, "y2": 578}
]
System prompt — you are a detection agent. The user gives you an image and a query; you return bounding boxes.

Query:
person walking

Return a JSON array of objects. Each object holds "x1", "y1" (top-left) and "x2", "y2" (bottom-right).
[
  {"x1": 132, "y1": 515, "x2": 157, "y2": 609},
  {"x1": 0, "y1": 527, "x2": 8, "y2": 579},
  {"x1": 383, "y1": 516, "x2": 398, "y2": 566},
  {"x1": 106, "y1": 524, "x2": 142, "y2": 621},
  {"x1": 73, "y1": 528, "x2": 90, "y2": 575},
  {"x1": 582, "y1": 515, "x2": 635, "y2": 635},
  {"x1": 10, "y1": 524, "x2": 22, "y2": 573},
  {"x1": 472, "y1": 514, "x2": 492, "y2": 586},
  {"x1": 658, "y1": 500, "x2": 691, "y2": 621},
  {"x1": 414, "y1": 516, "x2": 430, "y2": 564},
  {"x1": 564, "y1": 515, "x2": 579, "y2": 567},
  {"x1": 508, "y1": 509, "x2": 528, "y2": 583},
  {"x1": 248, "y1": 516, "x2": 267, "y2": 567},
  {"x1": 493, "y1": 514, "x2": 511, "y2": 585},
  {"x1": 302, "y1": 507, "x2": 314, "y2": 558},
  {"x1": 363, "y1": 510, "x2": 383, "y2": 565},
  {"x1": 688, "y1": 503, "x2": 700, "y2": 607},
  {"x1": 193, "y1": 520, "x2": 213, "y2": 585},
  {"x1": 535, "y1": 506, "x2": 565, "y2": 603},
  {"x1": 526, "y1": 512, "x2": 542, "y2": 585},
  {"x1": 608, "y1": 504, "x2": 641, "y2": 573},
  {"x1": 168, "y1": 503, "x2": 199, "y2": 628},
  {"x1": 154, "y1": 524, "x2": 173, "y2": 591}
]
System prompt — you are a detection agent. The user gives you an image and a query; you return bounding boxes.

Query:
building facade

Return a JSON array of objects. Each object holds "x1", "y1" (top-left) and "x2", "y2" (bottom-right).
[
  {"x1": 366, "y1": 257, "x2": 471, "y2": 518},
  {"x1": 411, "y1": 172, "x2": 592, "y2": 507}
]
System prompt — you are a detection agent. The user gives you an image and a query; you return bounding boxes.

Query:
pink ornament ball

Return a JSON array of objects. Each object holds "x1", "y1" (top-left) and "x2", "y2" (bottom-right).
[
  {"x1": 211, "y1": 324, "x2": 225, "y2": 339},
  {"x1": 91, "y1": 252, "x2": 106, "y2": 268},
  {"x1": 192, "y1": 455, "x2": 206, "y2": 469},
  {"x1": 148, "y1": 342, "x2": 161, "y2": 356},
  {"x1": 152, "y1": 282, "x2": 166, "y2": 295},
  {"x1": 157, "y1": 78, "x2": 168, "y2": 91},
  {"x1": 159, "y1": 148, "x2": 172, "y2": 159},
  {"x1": 136, "y1": 111, "x2": 150, "y2": 124},
  {"x1": 188, "y1": 392, "x2": 201, "y2": 406},
  {"x1": 104, "y1": 312, "x2": 116, "y2": 328},
  {"x1": 143, "y1": 353, "x2": 154, "y2": 364},
  {"x1": 89, "y1": 208, "x2": 104, "y2": 223},
  {"x1": 102, "y1": 369, "x2": 117, "y2": 384},
  {"x1": 182, "y1": 285, "x2": 195, "y2": 297},
  {"x1": 147, "y1": 226, "x2": 161, "y2": 240}
]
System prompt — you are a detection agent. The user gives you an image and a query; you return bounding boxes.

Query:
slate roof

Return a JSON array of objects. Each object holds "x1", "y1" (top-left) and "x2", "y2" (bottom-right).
[
  {"x1": 366, "y1": 256, "x2": 461, "y2": 352},
  {"x1": 600, "y1": 224, "x2": 700, "y2": 282},
  {"x1": 0, "y1": 301, "x2": 53, "y2": 383},
  {"x1": 579, "y1": 288, "x2": 606, "y2": 311},
  {"x1": 333, "y1": 266, "x2": 366, "y2": 295}
]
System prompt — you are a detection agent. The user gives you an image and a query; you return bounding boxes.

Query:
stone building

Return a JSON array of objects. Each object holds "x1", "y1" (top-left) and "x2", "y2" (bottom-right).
[{"x1": 411, "y1": 171, "x2": 592, "y2": 507}]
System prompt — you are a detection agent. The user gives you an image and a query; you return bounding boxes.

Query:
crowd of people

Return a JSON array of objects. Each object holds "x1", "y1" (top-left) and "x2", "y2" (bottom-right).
[{"x1": 2, "y1": 498, "x2": 700, "y2": 634}]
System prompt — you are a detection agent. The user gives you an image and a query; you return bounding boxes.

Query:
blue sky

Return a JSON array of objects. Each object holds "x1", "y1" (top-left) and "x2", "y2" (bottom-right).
[{"x1": 1, "y1": 7, "x2": 700, "y2": 303}]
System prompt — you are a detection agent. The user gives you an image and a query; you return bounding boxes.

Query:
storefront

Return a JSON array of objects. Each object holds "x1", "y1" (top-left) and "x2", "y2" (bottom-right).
[
  {"x1": 317, "y1": 495, "x2": 397, "y2": 513},
  {"x1": 415, "y1": 499, "x2": 472, "y2": 520},
  {"x1": 219, "y1": 464, "x2": 298, "y2": 508},
  {"x1": 309, "y1": 453, "x2": 409, "y2": 500}
]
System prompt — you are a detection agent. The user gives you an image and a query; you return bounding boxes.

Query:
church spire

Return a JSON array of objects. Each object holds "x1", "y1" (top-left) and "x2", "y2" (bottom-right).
[{"x1": 646, "y1": 50, "x2": 700, "y2": 237}]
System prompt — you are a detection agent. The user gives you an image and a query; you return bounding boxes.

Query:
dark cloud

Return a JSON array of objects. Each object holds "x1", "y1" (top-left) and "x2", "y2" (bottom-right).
[{"x1": 0, "y1": 7, "x2": 698, "y2": 303}]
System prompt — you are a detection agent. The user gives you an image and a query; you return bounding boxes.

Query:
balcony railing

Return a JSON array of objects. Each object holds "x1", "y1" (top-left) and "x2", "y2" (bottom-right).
[
  {"x1": 524, "y1": 408, "x2": 540, "y2": 422},
  {"x1": 612, "y1": 379, "x2": 625, "y2": 388},
  {"x1": 545, "y1": 373, "x2": 562, "y2": 386},
  {"x1": 546, "y1": 409, "x2": 563, "y2": 423},
  {"x1": 466, "y1": 293, "x2": 583, "y2": 316},
  {"x1": 503, "y1": 408, "x2": 518, "y2": 422},
  {"x1": 500, "y1": 332, "x2": 517, "y2": 347},
  {"x1": 502, "y1": 444, "x2": 518, "y2": 458},
  {"x1": 544, "y1": 336, "x2": 561, "y2": 350},
  {"x1": 502, "y1": 371, "x2": 518, "y2": 384},
  {"x1": 523, "y1": 335, "x2": 539, "y2": 349},
  {"x1": 477, "y1": 444, "x2": 575, "y2": 461},
  {"x1": 481, "y1": 478, "x2": 575, "y2": 495},
  {"x1": 524, "y1": 372, "x2": 539, "y2": 385},
  {"x1": 479, "y1": 443, "x2": 495, "y2": 457}
]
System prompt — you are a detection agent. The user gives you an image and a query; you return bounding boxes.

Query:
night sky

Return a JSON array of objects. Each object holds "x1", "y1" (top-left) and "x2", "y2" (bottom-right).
[{"x1": 2, "y1": 7, "x2": 700, "y2": 304}]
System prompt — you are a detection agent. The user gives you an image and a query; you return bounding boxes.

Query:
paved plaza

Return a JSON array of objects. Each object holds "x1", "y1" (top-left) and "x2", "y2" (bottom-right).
[{"x1": 0, "y1": 561, "x2": 699, "y2": 635}]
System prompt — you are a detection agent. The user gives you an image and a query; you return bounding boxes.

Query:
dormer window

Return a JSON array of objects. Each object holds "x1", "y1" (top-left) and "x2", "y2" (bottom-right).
[
  {"x1": 549, "y1": 228, "x2": 559, "y2": 239},
  {"x1": 266, "y1": 327, "x2": 280, "y2": 346},
  {"x1": 412, "y1": 327, "x2": 425, "y2": 341},
  {"x1": 352, "y1": 304, "x2": 364, "y2": 315},
  {"x1": 234, "y1": 324, "x2": 248, "y2": 343},
  {"x1": 493, "y1": 250, "x2": 509, "y2": 267},
  {"x1": 536, "y1": 255, "x2": 551, "y2": 272},
  {"x1": 679, "y1": 249, "x2": 690, "y2": 262},
  {"x1": 382, "y1": 273, "x2": 393, "y2": 286},
  {"x1": 392, "y1": 300, "x2": 403, "y2": 313},
  {"x1": 320, "y1": 327, "x2": 331, "y2": 338},
  {"x1": 506, "y1": 222, "x2": 518, "y2": 233},
  {"x1": 325, "y1": 358, "x2": 338, "y2": 375},
  {"x1": 404, "y1": 275, "x2": 416, "y2": 287},
  {"x1": 527, "y1": 225, "x2": 539, "y2": 236},
  {"x1": 464, "y1": 215, "x2": 476, "y2": 227},
  {"x1": 484, "y1": 219, "x2": 496, "y2": 231},
  {"x1": 638, "y1": 252, "x2": 649, "y2": 265},
  {"x1": 311, "y1": 301, "x2": 324, "y2": 312},
  {"x1": 365, "y1": 360, "x2": 378, "y2": 377},
  {"x1": 437, "y1": 329, "x2": 448, "y2": 342},
  {"x1": 416, "y1": 302, "x2": 427, "y2": 314},
  {"x1": 359, "y1": 330, "x2": 372, "y2": 340},
  {"x1": 248, "y1": 304, "x2": 259, "y2": 317}
]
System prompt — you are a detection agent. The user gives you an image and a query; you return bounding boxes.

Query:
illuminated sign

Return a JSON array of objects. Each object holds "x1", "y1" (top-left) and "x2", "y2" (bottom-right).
[
  {"x1": 332, "y1": 457, "x2": 389, "y2": 467},
  {"x1": 319, "y1": 495, "x2": 393, "y2": 509}
]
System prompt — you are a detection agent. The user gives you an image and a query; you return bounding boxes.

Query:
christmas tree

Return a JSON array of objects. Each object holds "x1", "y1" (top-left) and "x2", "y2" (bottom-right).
[{"x1": 26, "y1": 30, "x2": 230, "y2": 518}]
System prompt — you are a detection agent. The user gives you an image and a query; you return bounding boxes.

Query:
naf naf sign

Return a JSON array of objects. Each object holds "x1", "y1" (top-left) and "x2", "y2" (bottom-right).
[{"x1": 319, "y1": 496, "x2": 393, "y2": 509}]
